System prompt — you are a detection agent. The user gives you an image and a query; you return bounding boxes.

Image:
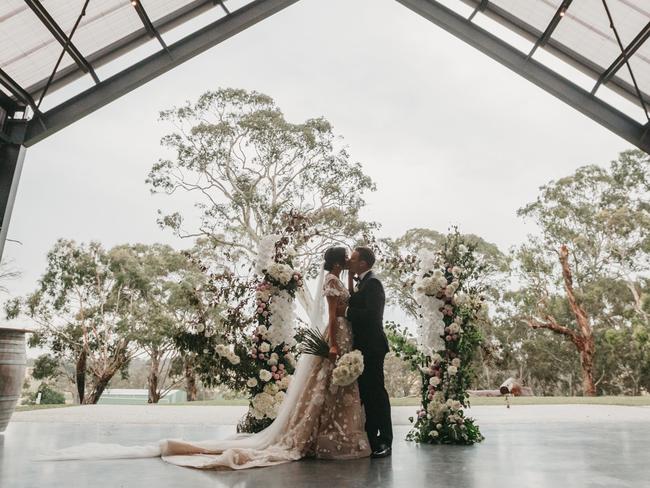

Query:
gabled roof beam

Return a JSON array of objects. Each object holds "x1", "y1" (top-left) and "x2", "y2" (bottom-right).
[
  {"x1": 396, "y1": 0, "x2": 650, "y2": 153},
  {"x1": 598, "y1": 0, "x2": 649, "y2": 121},
  {"x1": 458, "y1": 0, "x2": 650, "y2": 110},
  {"x1": 130, "y1": 0, "x2": 170, "y2": 54},
  {"x1": 527, "y1": 0, "x2": 573, "y2": 60},
  {"x1": 23, "y1": 0, "x2": 220, "y2": 99},
  {"x1": 592, "y1": 21, "x2": 650, "y2": 95},
  {"x1": 23, "y1": 0, "x2": 300, "y2": 146},
  {"x1": 24, "y1": 0, "x2": 99, "y2": 84}
]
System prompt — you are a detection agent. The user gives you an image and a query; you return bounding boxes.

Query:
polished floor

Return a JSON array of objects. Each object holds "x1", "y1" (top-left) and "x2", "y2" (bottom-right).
[{"x1": 2, "y1": 406, "x2": 649, "y2": 488}]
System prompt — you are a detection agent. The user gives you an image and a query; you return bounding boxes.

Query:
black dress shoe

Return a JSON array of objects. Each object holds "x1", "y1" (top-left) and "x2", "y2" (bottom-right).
[{"x1": 371, "y1": 445, "x2": 392, "y2": 458}]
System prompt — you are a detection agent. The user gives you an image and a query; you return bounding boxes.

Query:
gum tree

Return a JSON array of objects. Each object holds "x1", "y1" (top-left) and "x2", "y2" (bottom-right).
[
  {"x1": 514, "y1": 149, "x2": 650, "y2": 395},
  {"x1": 147, "y1": 88, "x2": 377, "y2": 315}
]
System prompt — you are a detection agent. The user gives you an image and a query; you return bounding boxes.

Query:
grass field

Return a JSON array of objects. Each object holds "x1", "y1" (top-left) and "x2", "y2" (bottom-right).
[
  {"x1": 465, "y1": 395, "x2": 650, "y2": 407},
  {"x1": 15, "y1": 404, "x2": 72, "y2": 413},
  {"x1": 177, "y1": 396, "x2": 650, "y2": 407},
  {"x1": 13, "y1": 396, "x2": 650, "y2": 411}
]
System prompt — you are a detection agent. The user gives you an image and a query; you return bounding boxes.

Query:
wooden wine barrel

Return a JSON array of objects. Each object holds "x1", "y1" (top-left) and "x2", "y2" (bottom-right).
[{"x1": 0, "y1": 328, "x2": 27, "y2": 433}]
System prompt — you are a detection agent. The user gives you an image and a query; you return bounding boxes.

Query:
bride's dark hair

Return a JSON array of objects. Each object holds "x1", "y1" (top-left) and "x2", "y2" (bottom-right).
[{"x1": 323, "y1": 247, "x2": 347, "y2": 272}]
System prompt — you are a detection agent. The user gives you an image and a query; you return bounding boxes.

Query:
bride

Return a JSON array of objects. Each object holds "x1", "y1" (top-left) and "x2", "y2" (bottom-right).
[{"x1": 45, "y1": 246, "x2": 371, "y2": 469}]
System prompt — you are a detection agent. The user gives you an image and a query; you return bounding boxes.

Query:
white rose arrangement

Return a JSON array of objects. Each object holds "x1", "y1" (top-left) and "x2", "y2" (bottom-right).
[
  {"x1": 391, "y1": 231, "x2": 487, "y2": 445},
  {"x1": 266, "y1": 262, "x2": 295, "y2": 285},
  {"x1": 250, "y1": 391, "x2": 284, "y2": 420},
  {"x1": 266, "y1": 290, "x2": 297, "y2": 347},
  {"x1": 255, "y1": 235, "x2": 280, "y2": 275},
  {"x1": 332, "y1": 350, "x2": 365, "y2": 387},
  {"x1": 236, "y1": 234, "x2": 305, "y2": 432},
  {"x1": 215, "y1": 344, "x2": 241, "y2": 365}
]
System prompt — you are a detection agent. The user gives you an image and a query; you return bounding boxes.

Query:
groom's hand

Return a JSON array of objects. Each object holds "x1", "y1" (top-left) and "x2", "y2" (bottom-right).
[{"x1": 336, "y1": 302, "x2": 347, "y2": 318}]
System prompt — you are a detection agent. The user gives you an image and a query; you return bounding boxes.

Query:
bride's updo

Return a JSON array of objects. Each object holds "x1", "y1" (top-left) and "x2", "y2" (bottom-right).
[{"x1": 323, "y1": 247, "x2": 347, "y2": 272}]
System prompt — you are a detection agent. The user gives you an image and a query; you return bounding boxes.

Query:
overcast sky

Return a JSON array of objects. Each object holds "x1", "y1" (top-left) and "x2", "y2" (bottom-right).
[{"x1": 2, "y1": 0, "x2": 632, "y2": 322}]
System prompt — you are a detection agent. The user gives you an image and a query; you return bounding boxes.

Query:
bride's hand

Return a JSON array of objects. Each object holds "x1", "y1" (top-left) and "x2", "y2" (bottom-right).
[{"x1": 328, "y1": 345, "x2": 339, "y2": 362}]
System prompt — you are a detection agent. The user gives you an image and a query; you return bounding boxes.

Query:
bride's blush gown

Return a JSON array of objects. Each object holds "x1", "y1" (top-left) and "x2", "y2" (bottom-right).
[{"x1": 160, "y1": 273, "x2": 371, "y2": 469}]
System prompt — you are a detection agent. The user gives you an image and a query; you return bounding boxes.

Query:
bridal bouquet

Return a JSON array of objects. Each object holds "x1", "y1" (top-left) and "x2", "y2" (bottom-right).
[
  {"x1": 300, "y1": 329, "x2": 365, "y2": 386},
  {"x1": 332, "y1": 350, "x2": 364, "y2": 387}
]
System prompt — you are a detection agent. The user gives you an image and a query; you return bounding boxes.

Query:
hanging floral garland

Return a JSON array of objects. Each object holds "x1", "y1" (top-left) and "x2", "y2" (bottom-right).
[
  {"x1": 386, "y1": 230, "x2": 488, "y2": 445},
  {"x1": 236, "y1": 234, "x2": 304, "y2": 432},
  {"x1": 173, "y1": 234, "x2": 303, "y2": 433}
]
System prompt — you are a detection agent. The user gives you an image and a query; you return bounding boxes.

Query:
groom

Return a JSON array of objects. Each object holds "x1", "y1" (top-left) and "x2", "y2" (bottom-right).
[{"x1": 338, "y1": 246, "x2": 393, "y2": 458}]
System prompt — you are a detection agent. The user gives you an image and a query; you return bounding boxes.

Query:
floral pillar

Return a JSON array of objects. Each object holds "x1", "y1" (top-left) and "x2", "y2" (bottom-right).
[
  {"x1": 238, "y1": 235, "x2": 303, "y2": 433},
  {"x1": 391, "y1": 231, "x2": 487, "y2": 445}
]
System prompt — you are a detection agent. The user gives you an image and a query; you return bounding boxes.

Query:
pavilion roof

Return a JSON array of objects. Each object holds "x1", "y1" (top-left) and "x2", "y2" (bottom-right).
[{"x1": 1, "y1": 0, "x2": 649, "y2": 151}]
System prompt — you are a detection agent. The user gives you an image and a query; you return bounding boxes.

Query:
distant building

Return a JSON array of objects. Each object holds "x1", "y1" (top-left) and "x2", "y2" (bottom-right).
[{"x1": 98, "y1": 389, "x2": 187, "y2": 405}]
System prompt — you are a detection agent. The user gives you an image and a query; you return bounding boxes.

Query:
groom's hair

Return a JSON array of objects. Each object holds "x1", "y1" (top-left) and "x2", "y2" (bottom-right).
[{"x1": 355, "y1": 246, "x2": 376, "y2": 268}]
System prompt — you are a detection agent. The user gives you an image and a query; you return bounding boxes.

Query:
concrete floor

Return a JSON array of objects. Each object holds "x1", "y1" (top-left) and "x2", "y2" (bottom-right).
[{"x1": 2, "y1": 405, "x2": 649, "y2": 488}]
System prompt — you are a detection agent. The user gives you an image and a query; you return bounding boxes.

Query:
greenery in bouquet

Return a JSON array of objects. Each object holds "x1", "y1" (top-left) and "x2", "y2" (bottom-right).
[{"x1": 300, "y1": 328, "x2": 365, "y2": 388}]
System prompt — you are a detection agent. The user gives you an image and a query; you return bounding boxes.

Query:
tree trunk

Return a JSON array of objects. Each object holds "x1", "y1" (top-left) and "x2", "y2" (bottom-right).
[
  {"x1": 631, "y1": 375, "x2": 640, "y2": 396},
  {"x1": 75, "y1": 350, "x2": 87, "y2": 404},
  {"x1": 483, "y1": 363, "x2": 491, "y2": 389},
  {"x1": 84, "y1": 373, "x2": 113, "y2": 404},
  {"x1": 627, "y1": 281, "x2": 649, "y2": 327},
  {"x1": 148, "y1": 353, "x2": 161, "y2": 404},
  {"x1": 577, "y1": 340, "x2": 596, "y2": 396},
  {"x1": 184, "y1": 359, "x2": 197, "y2": 402},
  {"x1": 559, "y1": 245, "x2": 596, "y2": 397}
]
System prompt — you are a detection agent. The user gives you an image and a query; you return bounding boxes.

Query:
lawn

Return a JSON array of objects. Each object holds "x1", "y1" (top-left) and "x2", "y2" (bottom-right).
[
  {"x1": 12, "y1": 396, "x2": 650, "y2": 411},
  {"x1": 466, "y1": 395, "x2": 650, "y2": 407},
  {"x1": 176, "y1": 396, "x2": 650, "y2": 407},
  {"x1": 15, "y1": 404, "x2": 72, "y2": 413},
  {"x1": 173, "y1": 398, "x2": 250, "y2": 406}
]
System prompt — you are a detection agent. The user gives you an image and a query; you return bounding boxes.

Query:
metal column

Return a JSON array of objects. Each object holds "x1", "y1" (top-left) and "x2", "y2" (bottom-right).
[{"x1": 0, "y1": 138, "x2": 25, "y2": 262}]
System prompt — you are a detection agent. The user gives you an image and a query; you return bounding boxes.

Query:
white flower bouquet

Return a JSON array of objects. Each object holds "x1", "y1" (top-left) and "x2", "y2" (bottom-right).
[{"x1": 332, "y1": 350, "x2": 364, "y2": 387}]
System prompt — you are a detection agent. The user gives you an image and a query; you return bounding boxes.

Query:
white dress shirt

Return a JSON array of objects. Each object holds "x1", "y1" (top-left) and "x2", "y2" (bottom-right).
[{"x1": 357, "y1": 269, "x2": 371, "y2": 284}]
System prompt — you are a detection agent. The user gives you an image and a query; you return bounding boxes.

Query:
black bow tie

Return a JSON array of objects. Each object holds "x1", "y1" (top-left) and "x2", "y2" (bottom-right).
[{"x1": 353, "y1": 275, "x2": 361, "y2": 282}]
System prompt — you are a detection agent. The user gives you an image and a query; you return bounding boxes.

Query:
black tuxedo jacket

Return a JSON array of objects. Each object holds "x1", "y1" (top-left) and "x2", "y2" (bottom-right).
[{"x1": 347, "y1": 271, "x2": 389, "y2": 356}]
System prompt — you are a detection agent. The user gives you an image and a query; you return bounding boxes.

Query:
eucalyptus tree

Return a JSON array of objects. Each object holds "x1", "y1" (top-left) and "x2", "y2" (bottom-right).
[
  {"x1": 379, "y1": 227, "x2": 508, "y2": 316},
  {"x1": 514, "y1": 149, "x2": 650, "y2": 395},
  {"x1": 112, "y1": 243, "x2": 188, "y2": 403},
  {"x1": 147, "y1": 88, "x2": 377, "y2": 314},
  {"x1": 6, "y1": 240, "x2": 143, "y2": 403}
]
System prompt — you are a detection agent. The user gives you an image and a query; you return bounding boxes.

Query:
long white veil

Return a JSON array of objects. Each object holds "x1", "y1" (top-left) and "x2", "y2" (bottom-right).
[
  {"x1": 41, "y1": 269, "x2": 329, "y2": 462},
  {"x1": 308, "y1": 267, "x2": 326, "y2": 331}
]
